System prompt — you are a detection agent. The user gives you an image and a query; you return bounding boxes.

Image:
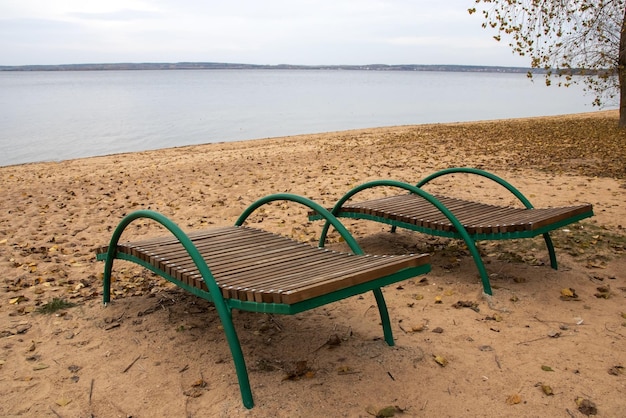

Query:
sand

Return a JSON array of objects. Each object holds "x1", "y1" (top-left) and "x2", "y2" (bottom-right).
[{"x1": 1, "y1": 110, "x2": 625, "y2": 417}]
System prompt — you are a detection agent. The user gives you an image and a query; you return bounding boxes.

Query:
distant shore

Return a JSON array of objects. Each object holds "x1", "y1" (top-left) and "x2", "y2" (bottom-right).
[{"x1": 0, "y1": 61, "x2": 543, "y2": 73}]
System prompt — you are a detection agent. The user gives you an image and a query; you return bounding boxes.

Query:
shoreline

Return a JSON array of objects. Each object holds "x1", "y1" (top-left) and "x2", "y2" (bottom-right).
[{"x1": 2, "y1": 109, "x2": 619, "y2": 170}]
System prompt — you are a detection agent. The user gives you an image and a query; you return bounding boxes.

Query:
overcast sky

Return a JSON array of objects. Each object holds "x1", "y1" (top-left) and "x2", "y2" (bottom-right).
[{"x1": 0, "y1": 0, "x2": 530, "y2": 67}]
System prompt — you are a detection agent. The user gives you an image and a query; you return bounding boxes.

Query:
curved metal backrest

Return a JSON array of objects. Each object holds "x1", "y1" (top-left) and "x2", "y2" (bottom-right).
[
  {"x1": 103, "y1": 210, "x2": 223, "y2": 303},
  {"x1": 318, "y1": 179, "x2": 492, "y2": 295},
  {"x1": 236, "y1": 193, "x2": 365, "y2": 255},
  {"x1": 101, "y1": 210, "x2": 254, "y2": 408},
  {"x1": 416, "y1": 167, "x2": 535, "y2": 209},
  {"x1": 236, "y1": 193, "x2": 397, "y2": 345},
  {"x1": 416, "y1": 167, "x2": 559, "y2": 270}
]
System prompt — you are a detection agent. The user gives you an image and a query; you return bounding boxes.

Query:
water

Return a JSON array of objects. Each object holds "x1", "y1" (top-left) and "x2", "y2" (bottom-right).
[{"x1": 0, "y1": 69, "x2": 603, "y2": 166}]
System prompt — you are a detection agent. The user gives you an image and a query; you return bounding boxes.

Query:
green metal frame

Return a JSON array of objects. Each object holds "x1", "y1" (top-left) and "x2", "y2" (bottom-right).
[
  {"x1": 98, "y1": 193, "x2": 430, "y2": 409},
  {"x1": 314, "y1": 168, "x2": 593, "y2": 296}
]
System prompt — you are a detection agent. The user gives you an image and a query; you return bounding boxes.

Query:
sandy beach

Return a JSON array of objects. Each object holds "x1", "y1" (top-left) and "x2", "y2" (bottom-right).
[{"x1": 1, "y1": 110, "x2": 625, "y2": 417}]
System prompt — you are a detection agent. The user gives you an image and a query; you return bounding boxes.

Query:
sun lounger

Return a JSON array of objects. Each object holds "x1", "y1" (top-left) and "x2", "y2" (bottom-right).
[
  {"x1": 96, "y1": 193, "x2": 430, "y2": 409},
  {"x1": 309, "y1": 168, "x2": 593, "y2": 296}
]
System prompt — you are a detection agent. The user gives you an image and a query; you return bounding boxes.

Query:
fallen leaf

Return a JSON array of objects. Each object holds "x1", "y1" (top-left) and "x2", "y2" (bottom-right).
[
  {"x1": 9, "y1": 296, "x2": 28, "y2": 304},
  {"x1": 191, "y1": 379, "x2": 207, "y2": 388},
  {"x1": 375, "y1": 406, "x2": 397, "y2": 417},
  {"x1": 414, "y1": 277, "x2": 429, "y2": 286},
  {"x1": 541, "y1": 384, "x2": 554, "y2": 396},
  {"x1": 183, "y1": 388, "x2": 203, "y2": 398},
  {"x1": 283, "y1": 360, "x2": 312, "y2": 381},
  {"x1": 56, "y1": 398, "x2": 72, "y2": 406},
  {"x1": 67, "y1": 364, "x2": 81, "y2": 373},
  {"x1": 411, "y1": 323, "x2": 427, "y2": 332},
  {"x1": 560, "y1": 288, "x2": 579, "y2": 301},
  {"x1": 452, "y1": 300, "x2": 480, "y2": 312},
  {"x1": 433, "y1": 355, "x2": 448, "y2": 367},
  {"x1": 586, "y1": 261, "x2": 606, "y2": 269},
  {"x1": 594, "y1": 285, "x2": 611, "y2": 299},
  {"x1": 575, "y1": 397, "x2": 598, "y2": 415},
  {"x1": 541, "y1": 365, "x2": 554, "y2": 372},
  {"x1": 506, "y1": 394, "x2": 522, "y2": 405},
  {"x1": 365, "y1": 405, "x2": 398, "y2": 417},
  {"x1": 337, "y1": 365, "x2": 359, "y2": 375},
  {"x1": 434, "y1": 296, "x2": 442, "y2": 304}
]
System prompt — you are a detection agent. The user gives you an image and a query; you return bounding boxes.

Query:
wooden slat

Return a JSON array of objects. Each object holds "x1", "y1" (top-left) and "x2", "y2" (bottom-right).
[
  {"x1": 99, "y1": 226, "x2": 429, "y2": 305},
  {"x1": 339, "y1": 194, "x2": 592, "y2": 235},
  {"x1": 226, "y1": 253, "x2": 395, "y2": 299}
]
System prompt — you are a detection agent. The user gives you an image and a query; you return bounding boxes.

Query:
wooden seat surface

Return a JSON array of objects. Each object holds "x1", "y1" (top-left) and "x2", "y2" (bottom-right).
[
  {"x1": 338, "y1": 194, "x2": 593, "y2": 235},
  {"x1": 97, "y1": 226, "x2": 429, "y2": 305}
]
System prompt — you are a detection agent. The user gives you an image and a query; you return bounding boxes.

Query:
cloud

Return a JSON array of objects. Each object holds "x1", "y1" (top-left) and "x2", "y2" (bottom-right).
[{"x1": 0, "y1": 0, "x2": 530, "y2": 67}]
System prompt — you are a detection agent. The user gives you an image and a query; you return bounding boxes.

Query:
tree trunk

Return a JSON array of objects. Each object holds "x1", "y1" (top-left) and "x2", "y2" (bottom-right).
[{"x1": 617, "y1": 5, "x2": 626, "y2": 128}]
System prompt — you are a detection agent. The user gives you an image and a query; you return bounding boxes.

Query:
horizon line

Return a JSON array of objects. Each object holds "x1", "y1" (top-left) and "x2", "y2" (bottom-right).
[{"x1": 0, "y1": 61, "x2": 539, "y2": 73}]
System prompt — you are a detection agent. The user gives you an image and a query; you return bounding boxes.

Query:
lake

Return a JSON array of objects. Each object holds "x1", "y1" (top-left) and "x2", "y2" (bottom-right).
[{"x1": 0, "y1": 69, "x2": 604, "y2": 166}]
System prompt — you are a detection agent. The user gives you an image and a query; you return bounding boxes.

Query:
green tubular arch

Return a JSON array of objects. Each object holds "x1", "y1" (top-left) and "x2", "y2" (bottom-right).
[
  {"x1": 103, "y1": 210, "x2": 224, "y2": 303},
  {"x1": 236, "y1": 193, "x2": 396, "y2": 345},
  {"x1": 102, "y1": 210, "x2": 254, "y2": 409},
  {"x1": 236, "y1": 193, "x2": 365, "y2": 255},
  {"x1": 415, "y1": 167, "x2": 557, "y2": 269},
  {"x1": 416, "y1": 167, "x2": 534, "y2": 208},
  {"x1": 320, "y1": 180, "x2": 492, "y2": 295}
]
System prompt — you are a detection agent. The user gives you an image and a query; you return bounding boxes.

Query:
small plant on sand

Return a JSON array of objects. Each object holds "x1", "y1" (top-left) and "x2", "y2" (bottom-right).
[{"x1": 36, "y1": 298, "x2": 76, "y2": 314}]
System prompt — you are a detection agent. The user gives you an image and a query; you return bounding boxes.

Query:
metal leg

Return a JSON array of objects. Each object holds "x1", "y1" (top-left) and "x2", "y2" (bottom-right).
[
  {"x1": 372, "y1": 288, "x2": 394, "y2": 346},
  {"x1": 219, "y1": 310, "x2": 254, "y2": 409},
  {"x1": 465, "y1": 240, "x2": 493, "y2": 296},
  {"x1": 543, "y1": 232, "x2": 558, "y2": 269}
]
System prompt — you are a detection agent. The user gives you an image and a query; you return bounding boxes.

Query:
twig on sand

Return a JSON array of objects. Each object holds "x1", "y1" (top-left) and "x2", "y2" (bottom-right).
[
  {"x1": 123, "y1": 354, "x2": 142, "y2": 373},
  {"x1": 516, "y1": 335, "x2": 550, "y2": 345},
  {"x1": 517, "y1": 333, "x2": 572, "y2": 345}
]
